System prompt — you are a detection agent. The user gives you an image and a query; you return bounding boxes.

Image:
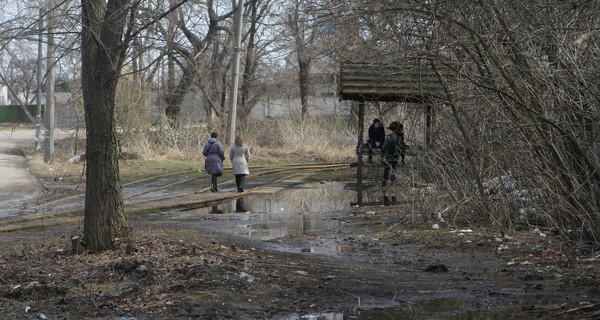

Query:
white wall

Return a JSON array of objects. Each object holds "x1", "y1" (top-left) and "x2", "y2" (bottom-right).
[
  {"x1": 250, "y1": 95, "x2": 351, "y2": 119},
  {"x1": 0, "y1": 86, "x2": 8, "y2": 105}
]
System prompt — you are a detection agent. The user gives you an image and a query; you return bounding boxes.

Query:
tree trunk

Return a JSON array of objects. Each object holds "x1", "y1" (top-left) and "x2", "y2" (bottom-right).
[
  {"x1": 239, "y1": 0, "x2": 260, "y2": 123},
  {"x1": 297, "y1": 48, "x2": 310, "y2": 120},
  {"x1": 165, "y1": 12, "x2": 181, "y2": 125},
  {"x1": 81, "y1": 0, "x2": 131, "y2": 252},
  {"x1": 162, "y1": 0, "x2": 234, "y2": 125}
]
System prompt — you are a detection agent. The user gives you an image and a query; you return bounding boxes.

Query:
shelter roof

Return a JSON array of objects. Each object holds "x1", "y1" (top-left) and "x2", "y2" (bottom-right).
[{"x1": 338, "y1": 61, "x2": 453, "y2": 103}]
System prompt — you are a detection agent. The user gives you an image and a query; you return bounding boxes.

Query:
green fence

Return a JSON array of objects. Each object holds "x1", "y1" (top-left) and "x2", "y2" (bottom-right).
[{"x1": 0, "y1": 105, "x2": 39, "y2": 123}]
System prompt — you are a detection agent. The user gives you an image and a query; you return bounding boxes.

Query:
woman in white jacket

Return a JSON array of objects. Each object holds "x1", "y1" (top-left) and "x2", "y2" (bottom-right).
[{"x1": 230, "y1": 135, "x2": 251, "y2": 192}]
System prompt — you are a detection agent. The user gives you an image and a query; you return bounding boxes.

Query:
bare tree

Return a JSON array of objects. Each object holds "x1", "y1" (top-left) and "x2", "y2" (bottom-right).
[
  {"x1": 160, "y1": 0, "x2": 234, "y2": 125},
  {"x1": 283, "y1": 0, "x2": 319, "y2": 120},
  {"x1": 81, "y1": 0, "x2": 189, "y2": 251},
  {"x1": 80, "y1": 0, "x2": 133, "y2": 251},
  {"x1": 238, "y1": 0, "x2": 275, "y2": 123},
  {"x1": 420, "y1": 0, "x2": 600, "y2": 242},
  {"x1": 0, "y1": 2, "x2": 44, "y2": 123}
]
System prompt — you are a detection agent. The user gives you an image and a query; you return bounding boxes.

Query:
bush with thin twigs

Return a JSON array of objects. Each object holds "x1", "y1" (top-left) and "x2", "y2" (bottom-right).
[
  {"x1": 419, "y1": 93, "x2": 600, "y2": 245},
  {"x1": 345, "y1": 0, "x2": 600, "y2": 247}
]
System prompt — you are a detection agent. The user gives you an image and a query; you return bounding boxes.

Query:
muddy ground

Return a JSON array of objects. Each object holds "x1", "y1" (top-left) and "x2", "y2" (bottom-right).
[
  {"x1": 2, "y1": 189, "x2": 600, "y2": 319},
  {"x1": 0, "y1": 130, "x2": 599, "y2": 319}
]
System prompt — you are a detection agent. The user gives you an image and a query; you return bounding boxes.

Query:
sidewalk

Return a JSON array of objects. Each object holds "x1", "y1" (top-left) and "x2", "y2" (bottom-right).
[{"x1": 0, "y1": 129, "x2": 42, "y2": 216}]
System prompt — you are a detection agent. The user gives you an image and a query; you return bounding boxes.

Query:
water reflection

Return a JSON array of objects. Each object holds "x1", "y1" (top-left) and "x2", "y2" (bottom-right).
[
  {"x1": 352, "y1": 189, "x2": 400, "y2": 207},
  {"x1": 185, "y1": 183, "x2": 356, "y2": 215},
  {"x1": 179, "y1": 182, "x2": 357, "y2": 239},
  {"x1": 345, "y1": 297, "x2": 548, "y2": 319},
  {"x1": 235, "y1": 198, "x2": 249, "y2": 213},
  {"x1": 146, "y1": 183, "x2": 561, "y2": 320},
  {"x1": 280, "y1": 296, "x2": 554, "y2": 320},
  {"x1": 161, "y1": 182, "x2": 404, "y2": 240}
]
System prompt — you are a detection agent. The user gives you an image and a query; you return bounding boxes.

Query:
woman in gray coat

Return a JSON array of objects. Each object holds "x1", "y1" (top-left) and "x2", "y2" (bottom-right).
[
  {"x1": 230, "y1": 135, "x2": 250, "y2": 192},
  {"x1": 202, "y1": 132, "x2": 225, "y2": 192}
]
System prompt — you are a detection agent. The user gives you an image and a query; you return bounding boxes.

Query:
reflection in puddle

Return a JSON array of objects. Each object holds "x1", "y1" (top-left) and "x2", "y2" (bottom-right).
[
  {"x1": 244, "y1": 216, "x2": 340, "y2": 239},
  {"x1": 148, "y1": 182, "x2": 404, "y2": 241},
  {"x1": 343, "y1": 297, "x2": 556, "y2": 319},
  {"x1": 206, "y1": 199, "x2": 249, "y2": 214},
  {"x1": 175, "y1": 182, "x2": 358, "y2": 240},
  {"x1": 278, "y1": 296, "x2": 556, "y2": 320}
]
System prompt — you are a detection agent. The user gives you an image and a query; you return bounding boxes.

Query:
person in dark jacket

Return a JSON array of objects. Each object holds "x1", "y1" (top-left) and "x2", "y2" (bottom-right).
[
  {"x1": 367, "y1": 118, "x2": 385, "y2": 163},
  {"x1": 381, "y1": 121, "x2": 405, "y2": 186},
  {"x1": 202, "y1": 132, "x2": 225, "y2": 192}
]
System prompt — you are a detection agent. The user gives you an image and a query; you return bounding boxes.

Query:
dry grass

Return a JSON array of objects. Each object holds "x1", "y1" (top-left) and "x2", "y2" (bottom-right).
[
  {"x1": 23, "y1": 115, "x2": 356, "y2": 183},
  {"x1": 120, "y1": 114, "x2": 356, "y2": 164}
]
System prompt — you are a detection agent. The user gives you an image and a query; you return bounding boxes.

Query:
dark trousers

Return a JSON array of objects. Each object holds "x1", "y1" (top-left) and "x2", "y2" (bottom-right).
[
  {"x1": 367, "y1": 140, "x2": 380, "y2": 161},
  {"x1": 383, "y1": 161, "x2": 398, "y2": 184},
  {"x1": 211, "y1": 175, "x2": 219, "y2": 192},
  {"x1": 235, "y1": 198, "x2": 248, "y2": 212},
  {"x1": 235, "y1": 174, "x2": 246, "y2": 192},
  {"x1": 367, "y1": 140, "x2": 376, "y2": 152}
]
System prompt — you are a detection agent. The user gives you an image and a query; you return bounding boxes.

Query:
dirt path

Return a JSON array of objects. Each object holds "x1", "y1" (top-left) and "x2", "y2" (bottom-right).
[{"x1": 0, "y1": 129, "x2": 42, "y2": 216}]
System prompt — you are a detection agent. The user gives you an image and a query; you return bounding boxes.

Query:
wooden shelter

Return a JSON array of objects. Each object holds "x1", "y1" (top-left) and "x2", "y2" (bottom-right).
[
  {"x1": 338, "y1": 61, "x2": 452, "y2": 186},
  {"x1": 339, "y1": 62, "x2": 451, "y2": 103}
]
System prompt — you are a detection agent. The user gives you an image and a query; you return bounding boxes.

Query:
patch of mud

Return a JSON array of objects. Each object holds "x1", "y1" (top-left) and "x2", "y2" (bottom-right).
[{"x1": 1, "y1": 160, "x2": 599, "y2": 319}]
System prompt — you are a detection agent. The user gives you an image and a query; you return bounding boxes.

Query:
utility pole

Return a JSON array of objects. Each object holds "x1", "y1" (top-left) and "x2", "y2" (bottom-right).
[
  {"x1": 44, "y1": 5, "x2": 55, "y2": 163},
  {"x1": 226, "y1": 0, "x2": 245, "y2": 145},
  {"x1": 35, "y1": 8, "x2": 43, "y2": 152}
]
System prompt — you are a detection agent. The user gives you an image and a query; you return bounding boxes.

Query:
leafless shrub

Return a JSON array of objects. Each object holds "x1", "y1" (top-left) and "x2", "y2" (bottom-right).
[
  {"x1": 394, "y1": 0, "x2": 600, "y2": 244},
  {"x1": 271, "y1": 113, "x2": 355, "y2": 162}
]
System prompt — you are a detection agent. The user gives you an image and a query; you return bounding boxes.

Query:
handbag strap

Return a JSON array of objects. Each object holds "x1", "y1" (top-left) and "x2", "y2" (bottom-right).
[{"x1": 208, "y1": 141, "x2": 217, "y2": 154}]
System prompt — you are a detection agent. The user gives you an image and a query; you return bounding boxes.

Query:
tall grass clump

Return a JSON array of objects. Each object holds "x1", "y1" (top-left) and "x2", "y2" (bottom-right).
[{"x1": 268, "y1": 113, "x2": 355, "y2": 163}]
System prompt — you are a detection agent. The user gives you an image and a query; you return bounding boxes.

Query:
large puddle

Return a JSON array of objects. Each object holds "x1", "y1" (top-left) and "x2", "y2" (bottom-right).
[{"x1": 149, "y1": 181, "x2": 361, "y2": 240}]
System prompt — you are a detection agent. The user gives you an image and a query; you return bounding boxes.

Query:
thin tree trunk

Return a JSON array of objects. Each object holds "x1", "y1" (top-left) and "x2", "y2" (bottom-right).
[
  {"x1": 239, "y1": 0, "x2": 258, "y2": 123},
  {"x1": 297, "y1": 49, "x2": 310, "y2": 120}
]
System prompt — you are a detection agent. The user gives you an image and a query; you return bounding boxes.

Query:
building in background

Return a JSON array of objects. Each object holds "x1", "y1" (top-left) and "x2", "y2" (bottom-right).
[{"x1": 0, "y1": 85, "x2": 8, "y2": 105}]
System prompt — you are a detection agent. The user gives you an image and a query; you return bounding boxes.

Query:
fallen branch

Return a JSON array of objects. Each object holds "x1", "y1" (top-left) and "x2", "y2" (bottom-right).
[{"x1": 556, "y1": 303, "x2": 600, "y2": 315}]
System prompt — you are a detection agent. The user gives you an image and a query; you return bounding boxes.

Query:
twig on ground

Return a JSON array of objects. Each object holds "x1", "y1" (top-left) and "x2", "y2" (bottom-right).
[
  {"x1": 154, "y1": 236, "x2": 243, "y2": 262},
  {"x1": 339, "y1": 289, "x2": 361, "y2": 307},
  {"x1": 557, "y1": 303, "x2": 600, "y2": 315}
]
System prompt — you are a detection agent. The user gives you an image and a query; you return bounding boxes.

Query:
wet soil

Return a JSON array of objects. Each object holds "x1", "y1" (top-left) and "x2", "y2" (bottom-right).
[
  {"x1": 1, "y1": 130, "x2": 599, "y2": 319},
  {"x1": 0, "y1": 130, "x2": 43, "y2": 216},
  {"x1": 1, "y1": 186, "x2": 600, "y2": 319}
]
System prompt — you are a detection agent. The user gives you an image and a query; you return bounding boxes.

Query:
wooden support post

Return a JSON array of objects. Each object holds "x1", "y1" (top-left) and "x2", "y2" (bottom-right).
[
  {"x1": 423, "y1": 104, "x2": 436, "y2": 183},
  {"x1": 425, "y1": 104, "x2": 433, "y2": 147},
  {"x1": 356, "y1": 189, "x2": 363, "y2": 206},
  {"x1": 357, "y1": 102, "x2": 365, "y2": 186}
]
